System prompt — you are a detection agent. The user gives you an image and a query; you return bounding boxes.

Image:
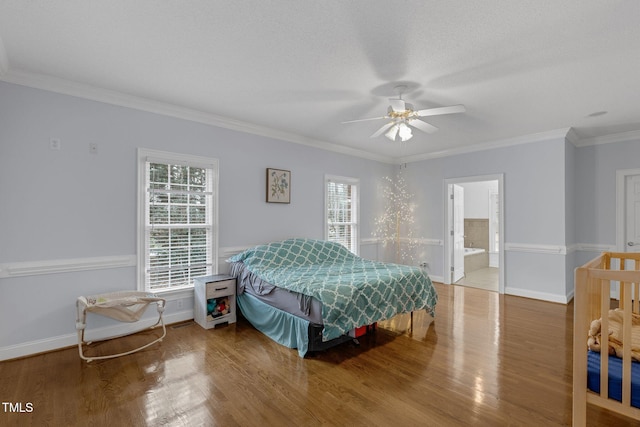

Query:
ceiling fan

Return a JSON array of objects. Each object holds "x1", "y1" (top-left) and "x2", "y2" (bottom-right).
[{"x1": 343, "y1": 85, "x2": 466, "y2": 142}]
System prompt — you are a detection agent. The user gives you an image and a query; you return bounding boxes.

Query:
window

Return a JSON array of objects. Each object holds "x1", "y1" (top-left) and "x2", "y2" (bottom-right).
[
  {"x1": 138, "y1": 149, "x2": 218, "y2": 293},
  {"x1": 325, "y1": 175, "x2": 359, "y2": 254}
]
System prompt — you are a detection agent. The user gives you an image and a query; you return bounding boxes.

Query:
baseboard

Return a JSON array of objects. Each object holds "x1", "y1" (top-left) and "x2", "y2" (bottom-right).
[
  {"x1": 428, "y1": 275, "x2": 444, "y2": 283},
  {"x1": 0, "y1": 309, "x2": 194, "y2": 362},
  {"x1": 505, "y1": 287, "x2": 570, "y2": 304}
]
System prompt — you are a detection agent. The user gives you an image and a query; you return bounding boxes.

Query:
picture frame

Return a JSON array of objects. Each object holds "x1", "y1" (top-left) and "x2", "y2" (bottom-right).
[{"x1": 266, "y1": 168, "x2": 291, "y2": 203}]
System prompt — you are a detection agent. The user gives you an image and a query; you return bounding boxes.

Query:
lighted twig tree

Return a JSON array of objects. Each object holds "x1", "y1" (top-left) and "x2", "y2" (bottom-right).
[{"x1": 373, "y1": 171, "x2": 418, "y2": 265}]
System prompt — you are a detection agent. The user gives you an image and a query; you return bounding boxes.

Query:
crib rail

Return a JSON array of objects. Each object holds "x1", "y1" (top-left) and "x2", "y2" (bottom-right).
[{"x1": 573, "y1": 252, "x2": 640, "y2": 426}]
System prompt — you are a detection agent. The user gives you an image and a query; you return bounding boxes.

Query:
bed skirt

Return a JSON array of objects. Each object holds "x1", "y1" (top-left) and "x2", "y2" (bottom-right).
[{"x1": 237, "y1": 293, "x2": 353, "y2": 357}]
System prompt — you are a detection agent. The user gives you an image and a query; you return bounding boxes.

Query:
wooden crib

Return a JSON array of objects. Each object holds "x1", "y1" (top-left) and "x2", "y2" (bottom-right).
[{"x1": 573, "y1": 252, "x2": 640, "y2": 425}]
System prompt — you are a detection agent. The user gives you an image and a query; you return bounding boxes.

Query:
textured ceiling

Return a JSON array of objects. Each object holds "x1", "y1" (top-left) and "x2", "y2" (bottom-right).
[{"x1": 1, "y1": 1, "x2": 639, "y2": 162}]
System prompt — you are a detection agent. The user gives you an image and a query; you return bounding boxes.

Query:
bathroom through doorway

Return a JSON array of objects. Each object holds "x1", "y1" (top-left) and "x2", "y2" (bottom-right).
[{"x1": 444, "y1": 175, "x2": 504, "y2": 293}]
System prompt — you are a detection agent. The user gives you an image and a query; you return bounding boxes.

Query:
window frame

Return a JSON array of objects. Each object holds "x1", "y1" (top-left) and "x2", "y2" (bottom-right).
[
  {"x1": 324, "y1": 174, "x2": 360, "y2": 255},
  {"x1": 137, "y1": 148, "x2": 219, "y2": 294}
]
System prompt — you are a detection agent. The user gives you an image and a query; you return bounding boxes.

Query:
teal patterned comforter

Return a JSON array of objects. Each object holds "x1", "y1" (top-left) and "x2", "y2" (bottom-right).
[{"x1": 228, "y1": 238, "x2": 438, "y2": 341}]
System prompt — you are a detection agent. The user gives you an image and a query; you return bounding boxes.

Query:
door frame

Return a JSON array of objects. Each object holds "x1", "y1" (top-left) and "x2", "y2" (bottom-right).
[
  {"x1": 616, "y1": 168, "x2": 640, "y2": 251},
  {"x1": 444, "y1": 174, "x2": 505, "y2": 294},
  {"x1": 452, "y1": 184, "x2": 465, "y2": 283}
]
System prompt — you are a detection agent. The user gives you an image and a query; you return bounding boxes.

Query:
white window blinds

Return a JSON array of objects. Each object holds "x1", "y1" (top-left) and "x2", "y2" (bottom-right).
[
  {"x1": 325, "y1": 176, "x2": 359, "y2": 254},
  {"x1": 140, "y1": 150, "x2": 218, "y2": 292}
]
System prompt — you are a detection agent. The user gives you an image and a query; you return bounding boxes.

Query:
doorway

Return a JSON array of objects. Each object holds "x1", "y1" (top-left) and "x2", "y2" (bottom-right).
[
  {"x1": 616, "y1": 169, "x2": 640, "y2": 253},
  {"x1": 444, "y1": 174, "x2": 504, "y2": 294}
]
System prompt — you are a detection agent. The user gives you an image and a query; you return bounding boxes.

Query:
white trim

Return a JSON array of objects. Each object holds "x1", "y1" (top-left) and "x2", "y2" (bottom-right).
[
  {"x1": 382, "y1": 237, "x2": 443, "y2": 246},
  {"x1": 413, "y1": 238, "x2": 444, "y2": 246},
  {"x1": 144, "y1": 152, "x2": 217, "y2": 169},
  {"x1": 616, "y1": 168, "x2": 640, "y2": 252},
  {"x1": 360, "y1": 238, "x2": 379, "y2": 246},
  {"x1": 325, "y1": 175, "x2": 360, "y2": 185},
  {"x1": 0, "y1": 241, "x2": 608, "y2": 279},
  {"x1": 399, "y1": 128, "x2": 640, "y2": 164},
  {"x1": 576, "y1": 130, "x2": 640, "y2": 148},
  {"x1": 572, "y1": 243, "x2": 616, "y2": 253},
  {"x1": 505, "y1": 286, "x2": 571, "y2": 304},
  {"x1": 3, "y1": 67, "x2": 640, "y2": 163},
  {"x1": 504, "y1": 243, "x2": 568, "y2": 255},
  {"x1": 0, "y1": 36, "x2": 8, "y2": 77},
  {"x1": 219, "y1": 239, "x2": 436, "y2": 258},
  {"x1": 428, "y1": 275, "x2": 445, "y2": 283},
  {"x1": 564, "y1": 127, "x2": 581, "y2": 146},
  {"x1": 427, "y1": 242, "x2": 616, "y2": 256},
  {"x1": 0, "y1": 309, "x2": 193, "y2": 362},
  {"x1": 217, "y1": 245, "x2": 252, "y2": 275},
  {"x1": 220, "y1": 245, "x2": 253, "y2": 257},
  {"x1": 0, "y1": 255, "x2": 136, "y2": 279},
  {"x1": 398, "y1": 129, "x2": 570, "y2": 163}
]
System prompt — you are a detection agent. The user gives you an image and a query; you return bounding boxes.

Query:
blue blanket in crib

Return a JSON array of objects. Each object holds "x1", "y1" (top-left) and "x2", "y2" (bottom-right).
[{"x1": 587, "y1": 350, "x2": 640, "y2": 408}]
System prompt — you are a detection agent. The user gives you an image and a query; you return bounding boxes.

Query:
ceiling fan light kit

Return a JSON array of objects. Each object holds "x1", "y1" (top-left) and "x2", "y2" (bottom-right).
[
  {"x1": 343, "y1": 84, "x2": 465, "y2": 143},
  {"x1": 397, "y1": 123, "x2": 413, "y2": 142}
]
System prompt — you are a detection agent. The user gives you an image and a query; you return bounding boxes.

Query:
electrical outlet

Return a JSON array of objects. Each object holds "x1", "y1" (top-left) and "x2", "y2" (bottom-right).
[
  {"x1": 176, "y1": 299, "x2": 183, "y2": 309},
  {"x1": 89, "y1": 143, "x2": 98, "y2": 154},
  {"x1": 50, "y1": 138, "x2": 61, "y2": 150}
]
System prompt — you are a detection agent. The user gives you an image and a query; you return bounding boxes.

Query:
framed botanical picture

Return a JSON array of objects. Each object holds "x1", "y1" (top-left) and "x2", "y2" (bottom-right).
[{"x1": 266, "y1": 168, "x2": 291, "y2": 203}]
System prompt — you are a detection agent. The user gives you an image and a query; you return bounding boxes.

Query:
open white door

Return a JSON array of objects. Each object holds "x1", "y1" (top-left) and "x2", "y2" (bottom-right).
[
  {"x1": 452, "y1": 184, "x2": 465, "y2": 282},
  {"x1": 625, "y1": 175, "x2": 640, "y2": 253}
]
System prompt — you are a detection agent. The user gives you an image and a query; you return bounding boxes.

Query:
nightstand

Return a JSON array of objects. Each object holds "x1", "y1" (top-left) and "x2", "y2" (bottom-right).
[{"x1": 194, "y1": 275, "x2": 237, "y2": 329}]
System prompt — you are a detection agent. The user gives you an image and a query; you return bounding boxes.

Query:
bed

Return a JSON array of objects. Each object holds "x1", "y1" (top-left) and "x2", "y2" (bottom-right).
[
  {"x1": 227, "y1": 238, "x2": 438, "y2": 357},
  {"x1": 573, "y1": 252, "x2": 640, "y2": 425}
]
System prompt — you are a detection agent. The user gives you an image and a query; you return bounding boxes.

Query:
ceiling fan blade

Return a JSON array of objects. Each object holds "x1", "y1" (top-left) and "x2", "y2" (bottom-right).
[
  {"x1": 409, "y1": 119, "x2": 439, "y2": 134},
  {"x1": 416, "y1": 104, "x2": 466, "y2": 117},
  {"x1": 342, "y1": 116, "x2": 387, "y2": 124},
  {"x1": 371, "y1": 122, "x2": 396, "y2": 138},
  {"x1": 389, "y1": 98, "x2": 406, "y2": 112}
]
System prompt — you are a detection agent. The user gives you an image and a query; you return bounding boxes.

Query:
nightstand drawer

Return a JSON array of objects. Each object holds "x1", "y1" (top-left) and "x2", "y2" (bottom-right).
[{"x1": 205, "y1": 279, "x2": 235, "y2": 299}]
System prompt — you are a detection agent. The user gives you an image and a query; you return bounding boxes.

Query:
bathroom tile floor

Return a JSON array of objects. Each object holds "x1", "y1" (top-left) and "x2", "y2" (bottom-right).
[{"x1": 456, "y1": 267, "x2": 499, "y2": 292}]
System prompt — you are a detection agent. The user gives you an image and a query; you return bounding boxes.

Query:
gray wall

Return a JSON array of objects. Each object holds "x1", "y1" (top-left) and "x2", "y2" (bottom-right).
[
  {"x1": 404, "y1": 137, "x2": 570, "y2": 300},
  {"x1": 574, "y1": 139, "x2": 640, "y2": 247},
  {"x1": 570, "y1": 138, "x2": 640, "y2": 297},
  {"x1": 2, "y1": 79, "x2": 640, "y2": 360},
  {"x1": 0, "y1": 82, "x2": 393, "y2": 358}
]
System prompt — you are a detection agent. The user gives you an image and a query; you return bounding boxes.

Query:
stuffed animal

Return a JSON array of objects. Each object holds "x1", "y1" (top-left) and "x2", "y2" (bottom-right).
[
  {"x1": 588, "y1": 308, "x2": 640, "y2": 361},
  {"x1": 207, "y1": 299, "x2": 217, "y2": 315},
  {"x1": 217, "y1": 300, "x2": 227, "y2": 315}
]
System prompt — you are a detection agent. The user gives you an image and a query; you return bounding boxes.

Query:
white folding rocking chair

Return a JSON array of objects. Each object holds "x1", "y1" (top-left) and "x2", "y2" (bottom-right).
[{"x1": 76, "y1": 291, "x2": 166, "y2": 362}]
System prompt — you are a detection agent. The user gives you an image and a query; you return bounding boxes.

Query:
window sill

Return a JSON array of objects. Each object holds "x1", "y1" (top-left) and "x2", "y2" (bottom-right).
[{"x1": 150, "y1": 287, "x2": 194, "y2": 301}]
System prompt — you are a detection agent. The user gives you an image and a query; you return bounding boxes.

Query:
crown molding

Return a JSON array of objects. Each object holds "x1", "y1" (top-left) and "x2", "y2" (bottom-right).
[
  {"x1": 0, "y1": 36, "x2": 8, "y2": 77},
  {"x1": 1, "y1": 69, "x2": 394, "y2": 164},
  {"x1": 564, "y1": 127, "x2": 581, "y2": 146},
  {"x1": 573, "y1": 129, "x2": 640, "y2": 147},
  {"x1": 4, "y1": 66, "x2": 639, "y2": 163},
  {"x1": 396, "y1": 128, "x2": 572, "y2": 164}
]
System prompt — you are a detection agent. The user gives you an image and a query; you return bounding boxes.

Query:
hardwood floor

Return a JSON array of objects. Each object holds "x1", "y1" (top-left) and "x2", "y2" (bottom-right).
[
  {"x1": 1, "y1": 282, "x2": 637, "y2": 426},
  {"x1": 455, "y1": 267, "x2": 499, "y2": 292}
]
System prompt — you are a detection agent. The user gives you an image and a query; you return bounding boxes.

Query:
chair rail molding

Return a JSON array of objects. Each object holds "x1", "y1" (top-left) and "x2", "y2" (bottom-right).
[
  {"x1": 504, "y1": 242, "x2": 616, "y2": 255},
  {"x1": 0, "y1": 255, "x2": 137, "y2": 279}
]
